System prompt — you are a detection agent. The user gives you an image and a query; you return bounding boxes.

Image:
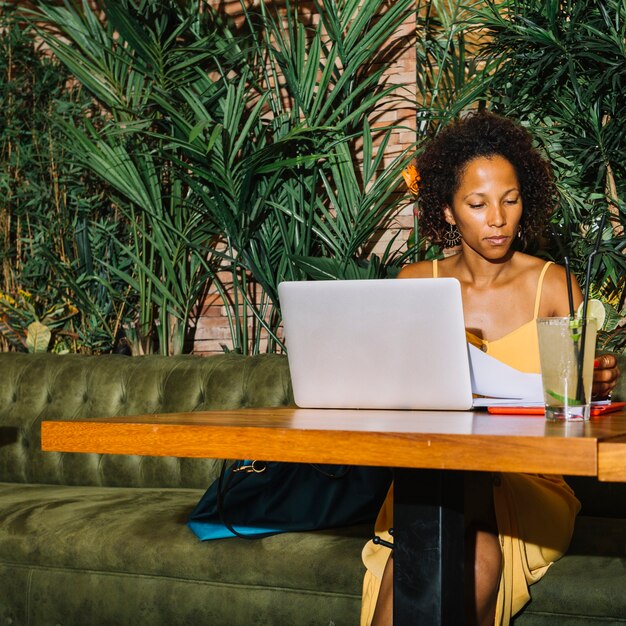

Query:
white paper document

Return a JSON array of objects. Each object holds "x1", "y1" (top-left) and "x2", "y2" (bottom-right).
[{"x1": 468, "y1": 344, "x2": 544, "y2": 407}]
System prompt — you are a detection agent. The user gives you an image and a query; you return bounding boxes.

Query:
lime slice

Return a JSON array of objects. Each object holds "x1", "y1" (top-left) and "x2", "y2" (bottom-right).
[
  {"x1": 546, "y1": 389, "x2": 579, "y2": 405},
  {"x1": 567, "y1": 316, "x2": 582, "y2": 341},
  {"x1": 577, "y1": 298, "x2": 606, "y2": 330}
]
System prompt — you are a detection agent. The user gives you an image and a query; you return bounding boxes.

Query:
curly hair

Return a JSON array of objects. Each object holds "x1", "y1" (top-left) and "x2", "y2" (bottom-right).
[{"x1": 415, "y1": 110, "x2": 557, "y2": 249}]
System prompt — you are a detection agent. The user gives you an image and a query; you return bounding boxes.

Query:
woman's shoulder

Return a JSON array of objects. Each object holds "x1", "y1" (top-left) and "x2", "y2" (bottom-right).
[
  {"x1": 517, "y1": 253, "x2": 568, "y2": 285},
  {"x1": 514, "y1": 253, "x2": 562, "y2": 279},
  {"x1": 515, "y1": 253, "x2": 583, "y2": 315},
  {"x1": 512, "y1": 251, "x2": 549, "y2": 269},
  {"x1": 397, "y1": 259, "x2": 436, "y2": 279}
]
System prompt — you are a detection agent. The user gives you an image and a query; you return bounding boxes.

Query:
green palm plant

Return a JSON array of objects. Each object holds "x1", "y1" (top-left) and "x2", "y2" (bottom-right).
[
  {"x1": 470, "y1": 0, "x2": 626, "y2": 302},
  {"x1": 393, "y1": 0, "x2": 491, "y2": 261},
  {"x1": 130, "y1": 0, "x2": 422, "y2": 353},
  {"x1": 23, "y1": 0, "x2": 431, "y2": 355},
  {"x1": 287, "y1": 126, "x2": 417, "y2": 280},
  {"x1": 414, "y1": 0, "x2": 487, "y2": 135},
  {"x1": 27, "y1": 0, "x2": 230, "y2": 354},
  {"x1": 57, "y1": 118, "x2": 220, "y2": 355},
  {"x1": 463, "y1": 0, "x2": 626, "y2": 354},
  {"x1": 183, "y1": 0, "x2": 421, "y2": 352},
  {"x1": 157, "y1": 65, "x2": 333, "y2": 353}
]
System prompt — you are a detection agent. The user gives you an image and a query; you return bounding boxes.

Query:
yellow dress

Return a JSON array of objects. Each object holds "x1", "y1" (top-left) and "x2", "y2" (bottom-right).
[{"x1": 360, "y1": 260, "x2": 581, "y2": 626}]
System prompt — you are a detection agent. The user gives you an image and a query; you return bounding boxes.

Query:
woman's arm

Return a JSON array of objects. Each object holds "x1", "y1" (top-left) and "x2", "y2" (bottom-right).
[{"x1": 542, "y1": 264, "x2": 584, "y2": 317}]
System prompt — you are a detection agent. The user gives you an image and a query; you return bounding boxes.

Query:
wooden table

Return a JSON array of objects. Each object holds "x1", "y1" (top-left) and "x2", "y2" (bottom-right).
[{"x1": 42, "y1": 407, "x2": 626, "y2": 625}]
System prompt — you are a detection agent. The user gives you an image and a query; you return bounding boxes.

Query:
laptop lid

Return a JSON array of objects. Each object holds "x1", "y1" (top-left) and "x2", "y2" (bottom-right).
[{"x1": 278, "y1": 278, "x2": 474, "y2": 410}]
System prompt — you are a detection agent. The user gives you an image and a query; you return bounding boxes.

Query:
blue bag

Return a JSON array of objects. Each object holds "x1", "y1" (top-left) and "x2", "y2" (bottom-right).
[{"x1": 188, "y1": 460, "x2": 392, "y2": 540}]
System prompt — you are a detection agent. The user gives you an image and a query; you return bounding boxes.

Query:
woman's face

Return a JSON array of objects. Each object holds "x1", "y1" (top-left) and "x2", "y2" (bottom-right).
[{"x1": 444, "y1": 155, "x2": 523, "y2": 260}]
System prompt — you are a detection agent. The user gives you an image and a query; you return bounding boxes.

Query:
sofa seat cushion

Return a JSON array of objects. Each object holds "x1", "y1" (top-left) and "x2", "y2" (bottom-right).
[
  {"x1": 514, "y1": 516, "x2": 626, "y2": 624},
  {"x1": 514, "y1": 555, "x2": 626, "y2": 624},
  {"x1": 3, "y1": 485, "x2": 625, "y2": 625},
  {"x1": 0, "y1": 482, "x2": 368, "y2": 590},
  {"x1": 0, "y1": 483, "x2": 367, "y2": 625}
]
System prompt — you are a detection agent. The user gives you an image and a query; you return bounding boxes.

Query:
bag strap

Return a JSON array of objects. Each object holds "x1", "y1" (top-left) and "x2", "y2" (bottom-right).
[
  {"x1": 216, "y1": 460, "x2": 271, "y2": 540},
  {"x1": 309, "y1": 464, "x2": 351, "y2": 479}
]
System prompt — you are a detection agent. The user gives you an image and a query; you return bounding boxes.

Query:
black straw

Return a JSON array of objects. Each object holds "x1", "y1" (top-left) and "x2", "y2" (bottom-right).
[
  {"x1": 575, "y1": 212, "x2": 607, "y2": 403},
  {"x1": 564, "y1": 256, "x2": 575, "y2": 319},
  {"x1": 552, "y1": 227, "x2": 576, "y2": 319},
  {"x1": 580, "y1": 212, "x2": 607, "y2": 324}
]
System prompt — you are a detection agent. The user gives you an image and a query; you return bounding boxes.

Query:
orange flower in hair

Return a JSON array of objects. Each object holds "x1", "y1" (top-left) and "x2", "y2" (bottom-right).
[{"x1": 402, "y1": 164, "x2": 420, "y2": 196}]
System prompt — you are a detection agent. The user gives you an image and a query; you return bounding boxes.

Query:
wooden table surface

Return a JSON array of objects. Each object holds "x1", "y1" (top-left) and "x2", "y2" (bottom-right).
[{"x1": 41, "y1": 407, "x2": 626, "y2": 481}]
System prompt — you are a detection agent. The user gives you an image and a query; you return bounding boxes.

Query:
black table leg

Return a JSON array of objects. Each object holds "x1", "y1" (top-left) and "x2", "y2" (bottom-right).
[{"x1": 393, "y1": 468, "x2": 465, "y2": 625}]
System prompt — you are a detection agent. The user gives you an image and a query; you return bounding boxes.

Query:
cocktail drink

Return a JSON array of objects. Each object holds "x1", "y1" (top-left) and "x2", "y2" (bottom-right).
[{"x1": 537, "y1": 317, "x2": 597, "y2": 421}]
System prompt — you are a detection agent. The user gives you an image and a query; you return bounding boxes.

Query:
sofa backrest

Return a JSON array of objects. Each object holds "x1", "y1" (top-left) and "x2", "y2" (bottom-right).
[{"x1": 0, "y1": 353, "x2": 293, "y2": 489}]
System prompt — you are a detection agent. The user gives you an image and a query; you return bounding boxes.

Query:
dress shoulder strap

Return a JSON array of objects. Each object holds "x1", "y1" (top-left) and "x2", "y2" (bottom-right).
[
  {"x1": 432, "y1": 259, "x2": 438, "y2": 278},
  {"x1": 533, "y1": 261, "x2": 554, "y2": 318}
]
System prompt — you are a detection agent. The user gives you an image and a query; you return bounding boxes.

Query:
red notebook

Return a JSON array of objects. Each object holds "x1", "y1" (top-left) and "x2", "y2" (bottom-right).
[{"x1": 487, "y1": 401, "x2": 626, "y2": 416}]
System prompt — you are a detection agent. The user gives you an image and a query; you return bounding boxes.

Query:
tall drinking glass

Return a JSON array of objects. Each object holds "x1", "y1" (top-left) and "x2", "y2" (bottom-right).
[{"x1": 537, "y1": 317, "x2": 597, "y2": 421}]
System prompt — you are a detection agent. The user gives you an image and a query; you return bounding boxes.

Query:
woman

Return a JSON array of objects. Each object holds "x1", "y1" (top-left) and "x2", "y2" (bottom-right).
[{"x1": 361, "y1": 110, "x2": 620, "y2": 626}]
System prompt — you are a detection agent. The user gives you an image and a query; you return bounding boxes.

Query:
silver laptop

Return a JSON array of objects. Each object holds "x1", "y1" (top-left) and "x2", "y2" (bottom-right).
[{"x1": 278, "y1": 278, "x2": 474, "y2": 410}]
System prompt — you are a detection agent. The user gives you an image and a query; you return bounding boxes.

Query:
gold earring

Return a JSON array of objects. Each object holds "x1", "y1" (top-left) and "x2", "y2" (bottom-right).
[{"x1": 444, "y1": 223, "x2": 461, "y2": 247}]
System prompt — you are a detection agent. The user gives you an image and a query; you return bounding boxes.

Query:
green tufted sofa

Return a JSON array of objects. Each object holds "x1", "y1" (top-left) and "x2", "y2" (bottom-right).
[
  {"x1": 0, "y1": 352, "x2": 625, "y2": 625},
  {"x1": 0, "y1": 352, "x2": 369, "y2": 625}
]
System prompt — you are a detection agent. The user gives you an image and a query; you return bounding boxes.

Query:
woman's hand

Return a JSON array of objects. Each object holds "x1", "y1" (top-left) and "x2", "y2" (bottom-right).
[{"x1": 592, "y1": 354, "x2": 621, "y2": 400}]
